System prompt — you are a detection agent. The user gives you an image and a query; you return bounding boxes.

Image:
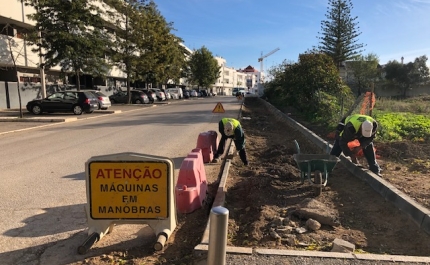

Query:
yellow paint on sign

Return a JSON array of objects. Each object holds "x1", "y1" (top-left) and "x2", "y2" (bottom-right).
[
  {"x1": 212, "y1": 102, "x2": 225, "y2": 113},
  {"x1": 88, "y1": 161, "x2": 169, "y2": 219}
]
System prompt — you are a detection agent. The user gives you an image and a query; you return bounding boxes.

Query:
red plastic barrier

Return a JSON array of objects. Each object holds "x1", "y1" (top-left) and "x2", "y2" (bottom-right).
[
  {"x1": 208, "y1": 130, "x2": 218, "y2": 155},
  {"x1": 188, "y1": 148, "x2": 207, "y2": 199},
  {"x1": 175, "y1": 149, "x2": 208, "y2": 214},
  {"x1": 196, "y1": 131, "x2": 218, "y2": 163}
]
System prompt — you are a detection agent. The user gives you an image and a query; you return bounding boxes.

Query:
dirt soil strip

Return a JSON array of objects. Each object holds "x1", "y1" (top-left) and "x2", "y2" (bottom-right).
[{"x1": 210, "y1": 97, "x2": 430, "y2": 259}]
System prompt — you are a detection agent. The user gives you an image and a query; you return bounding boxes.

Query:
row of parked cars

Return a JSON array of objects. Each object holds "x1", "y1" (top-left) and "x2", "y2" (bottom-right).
[
  {"x1": 109, "y1": 89, "x2": 167, "y2": 104},
  {"x1": 25, "y1": 87, "x2": 193, "y2": 115}
]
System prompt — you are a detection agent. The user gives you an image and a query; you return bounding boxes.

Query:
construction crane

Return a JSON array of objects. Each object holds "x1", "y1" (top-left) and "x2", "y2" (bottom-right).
[{"x1": 258, "y1": 48, "x2": 280, "y2": 83}]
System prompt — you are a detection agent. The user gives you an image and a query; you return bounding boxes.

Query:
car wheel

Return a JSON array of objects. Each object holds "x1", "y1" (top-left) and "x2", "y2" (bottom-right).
[
  {"x1": 134, "y1": 99, "x2": 142, "y2": 104},
  {"x1": 31, "y1": 104, "x2": 42, "y2": 115},
  {"x1": 110, "y1": 99, "x2": 116, "y2": 104},
  {"x1": 73, "y1": 105, "x2": 83, "y2": 115}
]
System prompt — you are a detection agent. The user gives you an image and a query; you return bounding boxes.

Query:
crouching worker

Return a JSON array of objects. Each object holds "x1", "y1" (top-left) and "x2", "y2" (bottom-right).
[
  {"x1": 212, "y1": 118, "x2": 249, "y2": 166},
  {"x1": 330, "y1": 114, "x2": 382, "y2": 176}
]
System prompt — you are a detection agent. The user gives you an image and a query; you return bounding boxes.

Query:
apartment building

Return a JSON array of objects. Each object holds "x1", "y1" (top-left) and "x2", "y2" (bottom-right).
[
  {"x1": 0, "y1": 0, "x2": 256, "y2": 108},
  {"x1": 0, "y1": 0, "x2": 197, "y2": 108},
  {"x1": 213, "y1": 57, "x2": 261, "y2": 96},
  {"x1": 0, "y1": 0, "x2": 130, "y2": 108}
]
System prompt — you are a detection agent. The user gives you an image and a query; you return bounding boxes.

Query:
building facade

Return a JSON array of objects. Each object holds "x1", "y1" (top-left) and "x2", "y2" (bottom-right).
[
  {"x1": 0, "y1": 0, "x2": 261, "y2": 108},
  {"x1": 0, "y1": 0, "x2": 196, "y2": 108},
  {"x1": 212, "y1": 57, "x2": 261, "y2": 96}
]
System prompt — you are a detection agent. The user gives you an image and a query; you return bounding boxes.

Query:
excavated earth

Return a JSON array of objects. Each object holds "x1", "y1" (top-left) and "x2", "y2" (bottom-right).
[{"x1": 77, "y1": 96, "x2": 430, "y2": 265}]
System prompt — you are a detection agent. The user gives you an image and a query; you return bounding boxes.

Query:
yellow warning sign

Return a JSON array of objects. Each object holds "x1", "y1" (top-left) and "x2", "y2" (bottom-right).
[
  {"x1": 88, "y1": 161, "x2": 169, "y2": 219},
  {"x1": 212, "y1": 102, "x2": 225, "y2": 113}
]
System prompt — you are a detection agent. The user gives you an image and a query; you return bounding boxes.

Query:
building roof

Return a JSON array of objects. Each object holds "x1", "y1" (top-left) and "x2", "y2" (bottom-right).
[{"x1": 239, "y1": 65, "x2": 258, "y2": 73}]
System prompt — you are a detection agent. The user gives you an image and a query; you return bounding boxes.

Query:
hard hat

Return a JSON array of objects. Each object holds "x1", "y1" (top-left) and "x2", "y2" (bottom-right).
[
  {"x1": 361, "y1": 120, "x2": 373, "y2": 137},
  {"x1": 224, "y1": 121, "x2": 234, "y2": 136}
]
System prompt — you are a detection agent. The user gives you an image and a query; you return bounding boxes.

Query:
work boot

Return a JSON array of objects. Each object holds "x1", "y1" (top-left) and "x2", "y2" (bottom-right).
[
  {"x1": 371, "y1": 168, "x2": 383, "y2": 177},
  {"x1": 212, "y1": 156, "x2": 220, "y2": 163}
]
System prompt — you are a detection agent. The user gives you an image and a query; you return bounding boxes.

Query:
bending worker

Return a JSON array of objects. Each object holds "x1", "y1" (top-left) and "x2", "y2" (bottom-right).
[
  {"x1": 330, "y1": 114, "x2": 382, "y2": 175},
  {"x1": 212, "y1": 118, "x2": 249, "y2": 166}
]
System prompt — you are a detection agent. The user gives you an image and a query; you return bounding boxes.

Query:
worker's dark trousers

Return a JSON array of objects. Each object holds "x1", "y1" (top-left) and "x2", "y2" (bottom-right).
[
  {"x1": 214, "y1": 136, "x2": 228, "y2": 158},
  {"x1": 330, "y1": 140, "x2": 380, "y2": 174},
  {"x1": 362, "y1": 142, "x2": 381, "y2": 174},
  {"x1": 215, "y1": 136, "x2": 248, "y2": 165}
]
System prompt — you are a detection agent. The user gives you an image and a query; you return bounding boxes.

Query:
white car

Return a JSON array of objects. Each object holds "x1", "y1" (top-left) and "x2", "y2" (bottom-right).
[
  {"x1": 166, "y1": 88, "x2": 183, "y2": 99},
  {"x1": 88, "y1": 90, "x2": 111, "y2": 110},
  {"x1": 151, "y1": 89, "x2": 166, "y2": 101},
  {"x1": 190, "y1": 90, "x2": 198, "y2": 97}
]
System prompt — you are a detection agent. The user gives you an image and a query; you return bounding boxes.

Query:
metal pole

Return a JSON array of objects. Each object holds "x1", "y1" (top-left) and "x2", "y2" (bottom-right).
[
  {"x1": 207, "y1": 206, "x2": 229, "y2": 265},
  {"x1": 38, "y1": 26, "x2": 46, "y2": 99}
]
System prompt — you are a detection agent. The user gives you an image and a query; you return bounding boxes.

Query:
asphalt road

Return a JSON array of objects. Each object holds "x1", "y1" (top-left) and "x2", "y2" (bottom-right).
[{"x1": 0, "y1": 96, "x2": 241, "y2": 265}]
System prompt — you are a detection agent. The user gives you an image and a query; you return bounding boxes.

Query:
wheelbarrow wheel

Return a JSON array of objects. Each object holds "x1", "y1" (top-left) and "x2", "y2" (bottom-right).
[{"x1": 314, "y1": 170, "x2": 322, "y2": 196}]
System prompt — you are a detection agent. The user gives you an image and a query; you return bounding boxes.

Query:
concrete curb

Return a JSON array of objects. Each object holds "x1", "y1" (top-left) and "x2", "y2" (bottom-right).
[
  {"x1": 194, "y1": 97, "x2": 430, "y2": 263},
  {"x1": 0, "y1": 117, "x2": 79, "y2": 122}
]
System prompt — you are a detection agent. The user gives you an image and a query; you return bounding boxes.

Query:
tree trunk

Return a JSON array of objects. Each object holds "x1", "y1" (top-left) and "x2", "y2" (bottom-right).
[{"x1": 76, "y1": 71, "x2": 81, "y2": 91}]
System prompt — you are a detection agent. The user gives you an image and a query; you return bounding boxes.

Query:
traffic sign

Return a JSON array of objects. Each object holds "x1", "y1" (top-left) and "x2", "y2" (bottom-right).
[
  {"x1": 83, "y1": 153, "x2": 177, "y2": 253},
  {"x1": 212, "y1": 102, "x2": 225, "y2": 113},
  {"x1": 88, "y1": 161, "x2": 169, "y2": 219}
]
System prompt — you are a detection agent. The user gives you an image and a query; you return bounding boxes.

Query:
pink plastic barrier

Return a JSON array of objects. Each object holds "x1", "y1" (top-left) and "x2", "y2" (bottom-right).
[
  {"x1": 196, "y1": 131, "x2": 218, "y2": 163},
  {"x1": 175, "y1": 149, "x2": 208, "y2": 214}
]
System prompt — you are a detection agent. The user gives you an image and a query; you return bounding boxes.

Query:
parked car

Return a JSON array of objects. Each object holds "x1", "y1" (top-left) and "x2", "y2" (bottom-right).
[
  {"x1": 190, "y1": 90, "x2": 199, "y2": 97},
  {"x1": 168, "y1": 91, "x2": 179, "y2": 99},
  {"x1": 26, "y1": 90, "x2": 98, "y2": 115},
  {"x1": 151, "y1": 89, "x2": 166, "y2": 101},
  {"x1": 166, "y1": 87, "x2": 183, "y2": 99},
  {"x1": 109, "y1": 90, "x2": 150, "y2": 104},
  {"x1": 137, "y1": 89, "x2": 156, "y2": 103},
  {"x1": 161, "y1": 89, "x2": 171, "y2": 100},
  {"x1": 183, "y1": 90, "x2": 191, "y2": 99},
  {"x1": 200, "y1": 90, "x2": 208, "y2": 97},
  {"x1": 88, "y1": 90, "x2": 111, "y2": 110}
]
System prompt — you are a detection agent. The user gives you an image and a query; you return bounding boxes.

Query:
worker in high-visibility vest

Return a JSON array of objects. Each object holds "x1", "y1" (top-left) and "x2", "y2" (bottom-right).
[
  {"x1": 330, "y1": 114, "x2": 382, "y2": 176},
  {"x1": 212, "y1": 118, "x2": 249, "y2": 166}
]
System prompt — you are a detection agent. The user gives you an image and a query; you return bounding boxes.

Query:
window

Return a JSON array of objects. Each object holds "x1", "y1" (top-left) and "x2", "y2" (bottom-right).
[{"x1": 0, "y1": 24, "x2": 14, "y2": 37}]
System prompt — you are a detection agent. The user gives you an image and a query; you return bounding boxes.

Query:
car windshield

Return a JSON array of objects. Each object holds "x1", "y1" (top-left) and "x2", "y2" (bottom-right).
[
  {"x1": 65, "y1": 92, "x2": 78, "y2": 99},
  {"x1": 48, "y1": 92, "x2": 64, "y2": 99}
]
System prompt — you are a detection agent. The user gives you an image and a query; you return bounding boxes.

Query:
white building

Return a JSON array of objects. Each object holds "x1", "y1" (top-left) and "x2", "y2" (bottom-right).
[
  {"x1": 0, "y1": 0, "x2": 194, "y2": 108},
  {"x1": 0, "y1": 0, "x2": 259, "y2": 108},
  {"x1": 212, "y1": 57, "x2": 261, "y2": 96}
]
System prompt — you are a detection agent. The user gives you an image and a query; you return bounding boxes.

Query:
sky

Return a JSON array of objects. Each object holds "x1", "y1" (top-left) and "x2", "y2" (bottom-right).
[{"x1": 153, "y1": 0, "x2": 430, "y2": 72}]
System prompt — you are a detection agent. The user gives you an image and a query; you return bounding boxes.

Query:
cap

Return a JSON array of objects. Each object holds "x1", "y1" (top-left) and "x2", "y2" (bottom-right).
[
  {"x1": 224, "y1": 121, "x2": 234, "y2": 136},
  {"x1": 361, "y1": 120, "x2": 373, "y2": 137}
]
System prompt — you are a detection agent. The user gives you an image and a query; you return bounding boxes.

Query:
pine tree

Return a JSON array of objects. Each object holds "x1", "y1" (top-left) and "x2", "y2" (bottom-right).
[{"x1": 318, "y1": 0, "x2": 365, "y2": 68}]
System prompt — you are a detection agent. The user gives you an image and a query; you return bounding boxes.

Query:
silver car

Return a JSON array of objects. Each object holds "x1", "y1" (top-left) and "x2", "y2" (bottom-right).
[{"x1": 88, "y1": 90, "x2": 111, "y2": 110}]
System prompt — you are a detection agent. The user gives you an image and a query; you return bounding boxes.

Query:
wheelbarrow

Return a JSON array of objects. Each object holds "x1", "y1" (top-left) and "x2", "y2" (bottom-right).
[{"x1": 292, "y1": 140, "x2": 340, "y2": 196}]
